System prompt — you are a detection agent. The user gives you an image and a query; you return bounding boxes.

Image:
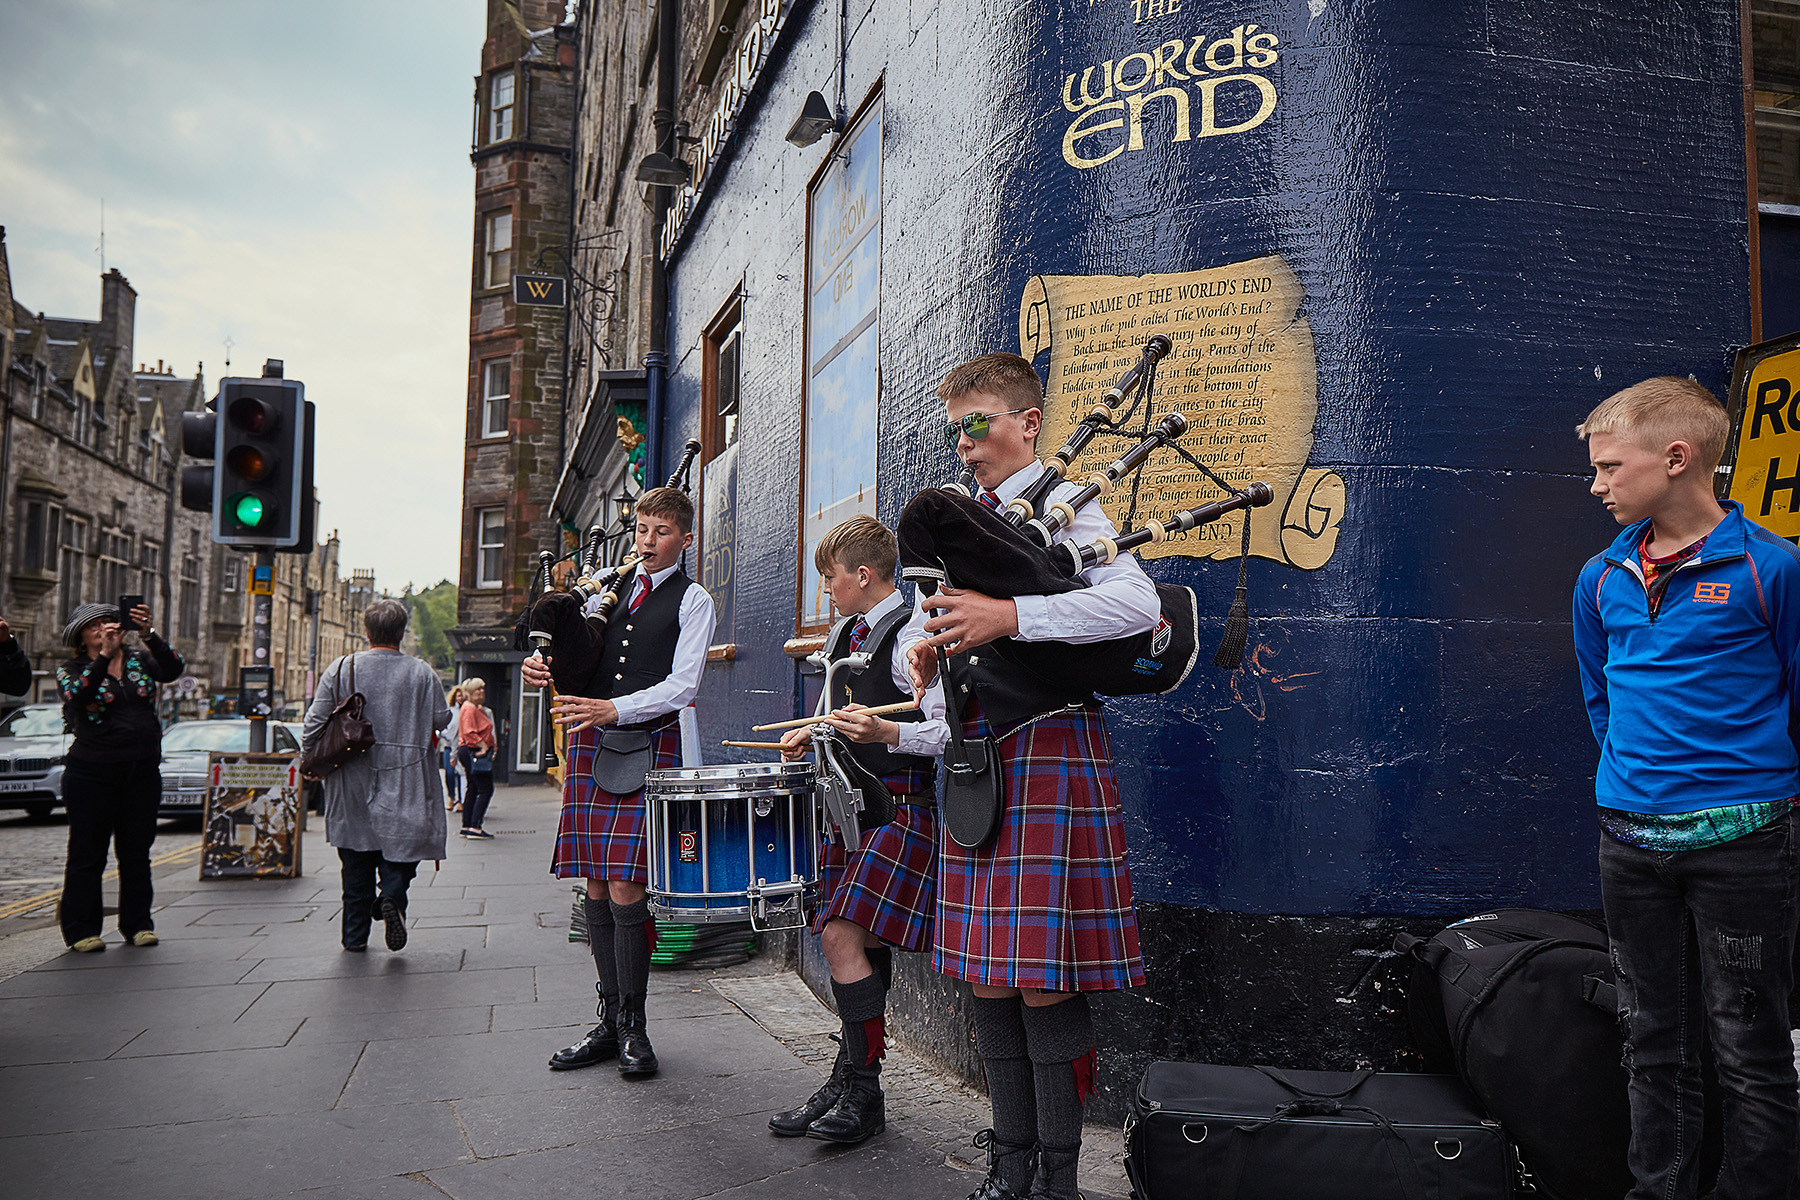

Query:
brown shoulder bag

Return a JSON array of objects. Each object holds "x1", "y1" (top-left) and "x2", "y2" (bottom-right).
[{"x1": 299, "y1": 653, "x2": 376, "y2": 777}]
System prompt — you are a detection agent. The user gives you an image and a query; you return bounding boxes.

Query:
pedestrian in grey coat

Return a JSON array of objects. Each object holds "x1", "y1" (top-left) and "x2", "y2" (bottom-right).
[{"x1": 303, "y1": 598, "x2": 452, "y2": 952}]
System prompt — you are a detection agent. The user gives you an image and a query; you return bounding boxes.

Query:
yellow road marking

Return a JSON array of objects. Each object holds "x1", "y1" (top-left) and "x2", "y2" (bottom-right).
[{"x1": 0, "y1": 841, "x2": 203, "y2": 920}]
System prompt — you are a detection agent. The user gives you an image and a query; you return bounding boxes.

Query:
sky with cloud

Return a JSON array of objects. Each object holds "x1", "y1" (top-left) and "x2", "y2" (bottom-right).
[{"x1": 0, "y1": 0, "x2": 487, "y2": 593}]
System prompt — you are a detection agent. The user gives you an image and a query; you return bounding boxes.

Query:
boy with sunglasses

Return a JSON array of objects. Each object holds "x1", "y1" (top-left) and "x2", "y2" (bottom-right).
[{"x1": 904, "y1": 352, "x2": 1158, "y2": 1200}]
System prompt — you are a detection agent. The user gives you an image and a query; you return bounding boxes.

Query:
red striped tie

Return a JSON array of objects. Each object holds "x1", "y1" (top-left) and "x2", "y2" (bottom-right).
[
  {"x1": 628, "y1": 574, "x2": 650, "y2": 613},
  {"x1": 979, "y1": 490, "x2": 1000, "y2": 510},
  {"x1": 849, "y1": 616, "x2": 870, "y2": 652}
]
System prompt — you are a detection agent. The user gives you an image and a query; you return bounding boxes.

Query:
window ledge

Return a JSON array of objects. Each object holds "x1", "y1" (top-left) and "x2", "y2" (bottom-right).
[{"x1": 783, "y1": 635, "x2": 826, "y2": 659}]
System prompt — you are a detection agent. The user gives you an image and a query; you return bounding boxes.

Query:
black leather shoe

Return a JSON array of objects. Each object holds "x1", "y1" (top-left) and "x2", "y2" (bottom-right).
[
  {"x1": 379, "y1": 898, "x2": 407, "y2": 951},
  {"x1": 616, "y1": 995, "x2": 658, "y2": 1077},
  {"x1": 548, "y1": 1022, "x2": 619, "y2": 1070},
  {"x1": 805, "y1": 1083, "x2": 885, "y2": 1144},
  {"x1": 769, "y1": 1050, "x2": 848, "y2": 1136},
  {"x1": 966, "y1": 1129, "x2": 1035, "y2": 1200}
]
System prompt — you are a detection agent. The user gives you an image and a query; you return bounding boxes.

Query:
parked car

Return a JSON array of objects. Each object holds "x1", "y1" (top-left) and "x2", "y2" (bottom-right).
[
  {"x1": 0, "y1": 703, "x2": 71, "y2": 820},
  {"x1": 158, "y1": 719, "x2": 300, "y2": 820}
]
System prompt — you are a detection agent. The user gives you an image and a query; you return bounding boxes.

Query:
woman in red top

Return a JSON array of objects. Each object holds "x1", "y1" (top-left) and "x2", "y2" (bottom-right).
[{"x1": 457, "y1": 678, "x2": 497, "y2": 838}]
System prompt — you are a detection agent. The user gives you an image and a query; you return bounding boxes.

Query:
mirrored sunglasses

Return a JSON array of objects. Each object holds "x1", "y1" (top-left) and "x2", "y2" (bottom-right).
[{"x1": 941, "y1": 407, "x2": 1031, "y2": 449}]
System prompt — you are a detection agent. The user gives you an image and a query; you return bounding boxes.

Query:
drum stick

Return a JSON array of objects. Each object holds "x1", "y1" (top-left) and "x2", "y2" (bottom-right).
[
  {"x1": 722, "y1": 740, "x2": 790, "y2": 750},
  {"x1": 750, "y1": 701, "x2": 919, "y2": 733}
]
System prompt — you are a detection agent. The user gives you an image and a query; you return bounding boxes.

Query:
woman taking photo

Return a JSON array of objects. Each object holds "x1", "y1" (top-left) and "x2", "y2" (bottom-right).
[
  {"x1": 56, "y1": 601, "x2": 183, "y2": 952},
  {"x1": 457, "y1": 678, "x2": 497, "y2": 839}
]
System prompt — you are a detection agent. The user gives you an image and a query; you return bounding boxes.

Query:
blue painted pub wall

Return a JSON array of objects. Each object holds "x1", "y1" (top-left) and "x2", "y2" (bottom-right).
[{"x1": 651, "y1": 0, "x2": 1751, "y2": 1087}]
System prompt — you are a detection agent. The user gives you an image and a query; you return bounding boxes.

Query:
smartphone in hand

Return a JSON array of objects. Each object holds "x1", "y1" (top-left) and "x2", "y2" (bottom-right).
[{"x1": 118, "y1": 594, "x2": 144, "y2": 631}]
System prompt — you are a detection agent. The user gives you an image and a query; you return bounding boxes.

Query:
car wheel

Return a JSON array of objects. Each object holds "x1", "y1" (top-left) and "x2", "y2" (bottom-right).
[{"x1": 23, "y1": 802, "x2": 53, "y2": 821}]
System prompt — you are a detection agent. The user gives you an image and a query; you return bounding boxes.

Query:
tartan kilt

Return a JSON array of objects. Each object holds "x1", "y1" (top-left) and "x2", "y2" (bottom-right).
[
  {"x1": 812, "y1": 800, "x2": 938, "y2": 953},
  {"x1": 551, "y1": 716, "x2": 682, "y2": 882},
  {"x1": 933, "y1": 701, "x2": 1146, "y2": 993}
]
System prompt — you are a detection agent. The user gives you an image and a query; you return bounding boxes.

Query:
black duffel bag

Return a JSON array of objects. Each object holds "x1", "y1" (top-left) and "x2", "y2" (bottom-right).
[
  {"x1": 1124, "y1": 1062, "x2": 1513, "y2": 1200},
  {"x1": 1395, "y1": 910, "x2": 1633, "y2": 1200}
]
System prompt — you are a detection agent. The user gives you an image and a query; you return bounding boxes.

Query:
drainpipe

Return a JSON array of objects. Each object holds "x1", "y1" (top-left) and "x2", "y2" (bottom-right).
[
  {"x1": 559, "y1": 19, "x2": 582, "y2": 499},
  {"x1": 644, "y1": 0, "x2": 679, "y2": 485}
]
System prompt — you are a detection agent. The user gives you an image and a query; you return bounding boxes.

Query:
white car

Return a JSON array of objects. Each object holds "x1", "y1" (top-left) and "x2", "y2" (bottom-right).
[{"x1": 0, "y1": 704, "x2": 70, "y2": 820}]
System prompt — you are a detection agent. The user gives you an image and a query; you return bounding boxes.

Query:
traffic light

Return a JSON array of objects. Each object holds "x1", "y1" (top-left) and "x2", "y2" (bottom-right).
[
  {"x1": 178, "y1": 363, "x2": 315, "y2": 552},
  {"x1": 214, "y1": 377, "x2": 303, "y2": 545}
]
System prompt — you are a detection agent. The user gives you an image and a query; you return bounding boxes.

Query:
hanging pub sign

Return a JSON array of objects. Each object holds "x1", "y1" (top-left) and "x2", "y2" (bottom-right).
[
  {"x1": 1721, "y1": 330, "x2": 1800, "y2": 540},
  {"x1": 512, "y1": 274, "x2": 567, "y2": 307},
  {"x1": 199, "y1": 752, "x2": 303, "y2": 880}
]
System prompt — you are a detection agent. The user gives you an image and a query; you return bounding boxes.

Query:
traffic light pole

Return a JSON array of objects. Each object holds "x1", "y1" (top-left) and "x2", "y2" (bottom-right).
[{"x1": 250, "y1": 547, "x2": 274, "y2": 754}]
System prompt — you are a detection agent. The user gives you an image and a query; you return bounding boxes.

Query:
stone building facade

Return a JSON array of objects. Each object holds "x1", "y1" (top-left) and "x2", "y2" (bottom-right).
[
  {"x1": 0, "y1": 226, "x2": 372, "y2": 719},
  {"x1": 451, "y1": 0, "x2": 580, "y2": 781},
  {"x1": 220, "y1": 537, "x2": 375, "y2": 720}
]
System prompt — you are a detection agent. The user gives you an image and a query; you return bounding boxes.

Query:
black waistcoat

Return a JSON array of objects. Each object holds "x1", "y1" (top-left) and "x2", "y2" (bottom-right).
[
  {"x1": 958, "y1": 641, "x2": 1096, "y2": 740},
  {"x1": 825, "y1": 610, "x2": 935, "y2": 793},
  {"x1": 597, "y1": 570, "x2": 690, "y2": 710}
]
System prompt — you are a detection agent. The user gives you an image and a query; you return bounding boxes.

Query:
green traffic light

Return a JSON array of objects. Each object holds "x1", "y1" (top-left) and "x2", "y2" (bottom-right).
[{"x1": 232, "y1": 494, "x2": 266, "y2": 527}]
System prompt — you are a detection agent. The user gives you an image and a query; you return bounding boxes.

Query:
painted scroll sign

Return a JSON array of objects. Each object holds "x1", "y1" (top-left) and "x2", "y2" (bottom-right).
[{"x1": 1019, "y1": 257, "x2": 1345, "y2": 569}]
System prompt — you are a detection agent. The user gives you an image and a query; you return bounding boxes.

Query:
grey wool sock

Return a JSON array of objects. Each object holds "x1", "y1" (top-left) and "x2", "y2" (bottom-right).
[
  {"x1": 832, "y1": 972, "x2": 888, "y2": 1075},
  {"x1": 584, "y1": 895, "x2": 618, "y2": 1010},
  {"x1": 865, "y1": 945, "x2": 894, "y2": 991},
  {"x1": 611, "y1": 898, "x2": 652, "y2": 998},
  {"x1": 971, "y1": 994, "x2": 1037, "y2": 1195},
  {"x1": 1022, "y1": 996, "x2": 1096, "y2": 1200}
]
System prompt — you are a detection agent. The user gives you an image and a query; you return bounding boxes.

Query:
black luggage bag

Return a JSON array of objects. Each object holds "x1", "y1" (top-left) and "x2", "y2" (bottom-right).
[
  {"x1": 1395, "y1": 909, "x2": 1634, "y2": 1200},
  {"x1": 1124, "y1": 1062, "x2": 1514, "y2": 1200}
]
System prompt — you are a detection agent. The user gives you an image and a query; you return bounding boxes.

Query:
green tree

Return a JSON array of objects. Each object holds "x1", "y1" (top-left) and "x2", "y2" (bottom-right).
[{"x1": 403, "y1": 580, "x2": 458, "y2": 679}]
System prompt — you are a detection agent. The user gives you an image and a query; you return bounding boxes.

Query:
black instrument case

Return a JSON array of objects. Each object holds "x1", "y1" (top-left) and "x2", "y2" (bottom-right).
[{"x1": 1124, "y1": 1062, "x2": 1514, "y2": 1200}]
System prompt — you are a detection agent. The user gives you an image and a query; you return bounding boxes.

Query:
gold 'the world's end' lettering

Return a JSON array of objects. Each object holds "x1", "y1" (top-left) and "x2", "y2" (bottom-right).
[{"x1": 1060, "y1": 24, "x2": 1280, "y2": 170}]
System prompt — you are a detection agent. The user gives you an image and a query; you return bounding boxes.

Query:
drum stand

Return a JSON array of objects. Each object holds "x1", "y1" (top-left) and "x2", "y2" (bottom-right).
[{"x1": 809, "y1": 649, "x2": 882, "y2": 850}]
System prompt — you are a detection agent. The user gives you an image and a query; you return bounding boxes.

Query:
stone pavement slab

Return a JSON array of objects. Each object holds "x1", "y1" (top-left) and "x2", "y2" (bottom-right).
[{"x1": 0, "y1": 781, "x2": 1133, "y2": 1200}]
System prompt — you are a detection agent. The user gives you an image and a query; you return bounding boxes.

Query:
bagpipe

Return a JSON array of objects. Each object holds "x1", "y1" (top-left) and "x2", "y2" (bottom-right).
[
  {"x1": 898, "y1": 337, "x2": 1274, "y2": 847},
  {"x1": 897, "y1": 336, "x2": 1274, "y2": 699},
  {"x1": 525, "y1": 439, "x2": 703, "y2": 697}
]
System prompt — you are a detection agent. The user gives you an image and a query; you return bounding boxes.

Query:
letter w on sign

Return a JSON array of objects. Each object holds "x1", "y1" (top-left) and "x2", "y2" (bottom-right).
[
  {"x1": 512, "y1": 274, "x2": 567, "y2": 307},
  {"x1": 1694, "y1": 581, "x2": 1731, "y2": 604}
]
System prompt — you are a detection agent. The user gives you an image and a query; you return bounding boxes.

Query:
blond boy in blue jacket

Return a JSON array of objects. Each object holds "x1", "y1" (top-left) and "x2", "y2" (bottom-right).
[{"x1": 1574, "y1": 375, "x2": 1800, "y2": 1200}]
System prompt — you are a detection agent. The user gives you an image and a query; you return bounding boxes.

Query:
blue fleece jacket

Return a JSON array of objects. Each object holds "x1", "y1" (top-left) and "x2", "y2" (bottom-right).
[{"x1": 1573, "y1": 501, "x2": 1800, "y2": 813}]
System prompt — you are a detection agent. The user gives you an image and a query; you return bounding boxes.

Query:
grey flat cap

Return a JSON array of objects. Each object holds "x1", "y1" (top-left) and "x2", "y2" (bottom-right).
[{"x1": 62, "y1": 603, "x2": 119, "y2": 648}]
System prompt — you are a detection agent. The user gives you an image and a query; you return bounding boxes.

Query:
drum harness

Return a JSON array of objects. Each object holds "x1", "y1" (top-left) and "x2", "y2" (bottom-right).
[{"x1": 807, "y1": 604, "x2": 914, "y2": 849}]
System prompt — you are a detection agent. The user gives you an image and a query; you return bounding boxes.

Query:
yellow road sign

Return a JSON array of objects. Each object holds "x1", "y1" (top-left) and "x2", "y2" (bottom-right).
[{"x1": 1724, "y1": 331, "x2": 1800, "y2": 538}]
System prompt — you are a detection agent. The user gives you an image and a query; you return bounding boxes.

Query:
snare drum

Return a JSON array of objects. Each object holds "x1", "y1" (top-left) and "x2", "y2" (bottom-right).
[{"x1": 645, "y1": 762, "x2": 819, "y2": 931}]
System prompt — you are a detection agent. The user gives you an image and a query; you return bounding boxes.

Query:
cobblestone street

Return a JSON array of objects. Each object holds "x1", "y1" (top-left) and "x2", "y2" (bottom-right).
[{"x1": 0, "y1": 809, "x2": 201, "y2": 915}]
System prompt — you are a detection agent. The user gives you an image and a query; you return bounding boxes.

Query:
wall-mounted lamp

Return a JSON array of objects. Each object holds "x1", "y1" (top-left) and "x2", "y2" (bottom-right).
[
  {"x1": 634, "y1": 152, "x2": 692, "y2": 186},
  {"x1": 785, "y1": 90, "x2": 838, "y2": 148}
]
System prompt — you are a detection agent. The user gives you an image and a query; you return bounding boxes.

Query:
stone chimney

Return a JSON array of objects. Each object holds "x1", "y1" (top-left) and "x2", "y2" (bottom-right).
[
  {"x1": 520, "y1": 0, "x2": 566, "y2": 28},
  {"x1": 99, "y1": 268, "x2": 136, "y2": 366}
]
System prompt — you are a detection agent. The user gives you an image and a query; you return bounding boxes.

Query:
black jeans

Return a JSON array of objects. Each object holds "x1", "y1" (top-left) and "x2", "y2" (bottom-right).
[
  {"x1": 459, "y1": 747, "x2": 494, "y2": 830},
  {"x1": 1600, "y1": 810, "x2": 1800, "y2": 1200},
  {"x1": 60, "y1": 756, "x2": 160, "y2": 943},
  {"x1": 337, "y1": 848, "x2": 418, "y2": 949}
]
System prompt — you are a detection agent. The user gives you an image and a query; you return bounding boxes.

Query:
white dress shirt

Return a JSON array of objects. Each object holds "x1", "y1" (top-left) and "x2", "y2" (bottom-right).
[
  {"x1": 898, "y1": 459, "x2": 1160, "y2": 656},
  {"x1": 847, "y1": 588, "x2": 949, "y2": 758},
  {"x1": 590, "y1": 561, "x2": 717, "y2": 727}
]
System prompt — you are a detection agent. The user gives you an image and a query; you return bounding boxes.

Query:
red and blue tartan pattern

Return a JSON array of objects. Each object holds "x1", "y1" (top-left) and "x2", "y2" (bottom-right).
[
  {"x1": 878, "y1": 759, "x2": 936, "y2": 798},
  {"x1": 812, "y1": 800, "x2": 938, "y2": 952},
  {"x1": 933, "y1": 700, "x2": 1146, "y2": 993},
  {"x1": 551, "y1": 715, "x2": 682, "y2": 882}
]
